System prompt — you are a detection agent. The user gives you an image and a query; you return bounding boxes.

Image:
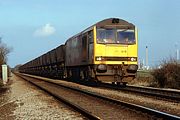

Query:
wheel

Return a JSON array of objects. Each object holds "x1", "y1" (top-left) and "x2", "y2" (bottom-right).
[
  {"x1": 122, "y1": 82, "x2": 127, "y2": 87},
  {"x1": 116, "y1": 82, "x2": 120, "y2": 86}
]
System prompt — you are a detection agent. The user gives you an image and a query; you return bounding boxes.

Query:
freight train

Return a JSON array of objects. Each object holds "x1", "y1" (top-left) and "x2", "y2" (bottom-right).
[{"x1": 19, "y1": 18, "x2": 138, "y2": 85}]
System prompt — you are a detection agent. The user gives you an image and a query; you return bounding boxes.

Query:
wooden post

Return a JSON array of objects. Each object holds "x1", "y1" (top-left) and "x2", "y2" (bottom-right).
[{"x1": 2, "y1": 64, "x2": 8, "y2": 85}]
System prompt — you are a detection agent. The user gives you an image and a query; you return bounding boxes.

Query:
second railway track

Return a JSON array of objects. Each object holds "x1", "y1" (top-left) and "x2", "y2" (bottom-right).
[
  {"x1": 101, "y1": 83, "x2": 180, "y2": 102},
  {"x1": 15, "y1": 73, "x2": 180, "y2": 120}
]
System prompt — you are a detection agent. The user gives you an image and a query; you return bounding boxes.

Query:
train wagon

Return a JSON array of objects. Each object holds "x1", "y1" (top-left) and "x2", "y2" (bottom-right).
[
  {"x1": 55, "y1": 45, "x2": 65, "y2": 79},
  {"x1": 65, "y1": 18, "x2": 138, "y2": 84}
]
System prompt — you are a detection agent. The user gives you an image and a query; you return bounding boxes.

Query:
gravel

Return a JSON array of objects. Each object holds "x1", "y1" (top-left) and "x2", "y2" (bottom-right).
[
  {"x1": 25, "y1": 78, "x2": 151, "y2": 120},
  {"x1": 0, "y1": 74, "x2": 85, "y2": 120},
  {"x1": 34, "y1": 75, "x2": 180, "y2": 117}
]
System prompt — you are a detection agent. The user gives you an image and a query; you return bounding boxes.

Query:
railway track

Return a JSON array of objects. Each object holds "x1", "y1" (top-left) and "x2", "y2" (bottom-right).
[
  {"x1": 15, "y1": 73, "x2": 180, "y2": 120},
  {"x1": 101, "y1": 83, "x2": 180, "y2": 101},
  {"x1": 15, "y1": 73, "x2": 100, "y2": 120}
]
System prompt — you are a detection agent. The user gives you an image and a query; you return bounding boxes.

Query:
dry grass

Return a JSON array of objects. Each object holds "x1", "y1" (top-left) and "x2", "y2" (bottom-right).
[
  {"x1": 0, "y1": 80, "x2": 3, "y2": 87},
  {"x1": 130, "y1": 59, "x2": 180, "y2": 89},
  {"x1": 129, "y1": 70, "x2": 157, "y2": 87},
  {"x1": 151, "y1": 59, "x2": 180, "y2": 89}
]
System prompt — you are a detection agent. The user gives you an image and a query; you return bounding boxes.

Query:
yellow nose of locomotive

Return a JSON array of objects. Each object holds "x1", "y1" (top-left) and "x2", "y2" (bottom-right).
[{"x1": 93, "y1": 24, "x2": 138, "y2": 83}]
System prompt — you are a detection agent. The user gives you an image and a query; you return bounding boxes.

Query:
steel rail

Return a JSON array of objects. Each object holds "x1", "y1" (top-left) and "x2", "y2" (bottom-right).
[{"x1": 101, "y1": 83, "x2": 180, "y2": 101}]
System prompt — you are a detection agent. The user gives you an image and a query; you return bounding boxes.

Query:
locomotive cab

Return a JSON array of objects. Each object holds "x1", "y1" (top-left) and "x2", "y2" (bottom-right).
[{"x1": 93, "y1": 18, "x2": 138, "y2": 84}]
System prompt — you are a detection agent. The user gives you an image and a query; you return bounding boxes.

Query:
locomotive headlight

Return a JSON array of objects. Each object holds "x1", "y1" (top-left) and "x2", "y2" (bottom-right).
[
  {"x1": 96, "y1": 57, "x2": 102, "y2": 61},
  {"x1": 130, "y1": 57, "x2": 136, "y2": 62}
]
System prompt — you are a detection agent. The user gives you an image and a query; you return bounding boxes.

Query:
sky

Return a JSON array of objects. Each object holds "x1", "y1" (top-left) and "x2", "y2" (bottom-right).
[{"x1": 0, "y1": 0, "x2": 180, "y2": 67}]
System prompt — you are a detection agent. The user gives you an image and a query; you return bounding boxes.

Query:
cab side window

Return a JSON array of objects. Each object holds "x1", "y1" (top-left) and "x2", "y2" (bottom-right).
[{"x1": 88, "y1": 30, "x2": 93, "y2": 44}]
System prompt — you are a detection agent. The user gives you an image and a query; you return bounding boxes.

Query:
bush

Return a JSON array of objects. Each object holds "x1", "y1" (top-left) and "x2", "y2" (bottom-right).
[
  {"x1": 0, "y1": 39, "x2": 12, "y2": 65},
  {"x1": 151, "y1": 59, "x2": 180, "y2": 89}
]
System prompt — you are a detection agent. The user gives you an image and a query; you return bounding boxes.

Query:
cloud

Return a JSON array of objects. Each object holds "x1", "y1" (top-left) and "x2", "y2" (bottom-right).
[{"x1": 34, "y1": 23, "x2": 56, "y2": 37}]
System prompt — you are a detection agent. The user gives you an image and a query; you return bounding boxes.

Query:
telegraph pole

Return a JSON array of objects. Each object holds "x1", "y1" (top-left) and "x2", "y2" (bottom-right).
[
  {"x1": 175, "y1": 43, "x2": 179, "y2": 61},
  {"x1": 177, "y1": 49, "x2": 179, "y2": 60},
  {"x1": 146, "y1": 46, "x2": 148, "y2": 67}
]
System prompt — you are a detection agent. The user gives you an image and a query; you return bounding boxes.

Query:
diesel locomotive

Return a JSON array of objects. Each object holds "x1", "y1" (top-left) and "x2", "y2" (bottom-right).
[{"x1": 19, "y1": 18, "x2": 138, "y2": 84}]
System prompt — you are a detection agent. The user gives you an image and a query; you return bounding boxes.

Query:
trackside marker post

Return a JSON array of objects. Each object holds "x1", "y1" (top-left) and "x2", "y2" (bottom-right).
[{"x1": 2, "y1": 64, "x2": 8, "y2": 85}]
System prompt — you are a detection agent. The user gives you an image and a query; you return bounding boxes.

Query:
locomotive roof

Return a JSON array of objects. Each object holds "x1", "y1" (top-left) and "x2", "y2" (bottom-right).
[
  {"x1": 68, "y1": 18, "x2": 135, "y2": 40},
  {"x1": 83, "y1": 18, "x2": 135, "y2": 33},
  {"x1": 95, "y1": 18, "x2": 135, "y2": 28}
]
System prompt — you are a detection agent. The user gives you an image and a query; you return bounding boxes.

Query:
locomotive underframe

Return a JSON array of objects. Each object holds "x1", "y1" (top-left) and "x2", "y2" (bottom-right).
[
  {"x1": 95, "y1": 64, "x2": 137, "y2": 83},
  {"x1": 20, "y1": 62, "x2": 137, "y2": 84},
  {"x1": 65, "y1": 64, "x2": 137, "y2": 83}
]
